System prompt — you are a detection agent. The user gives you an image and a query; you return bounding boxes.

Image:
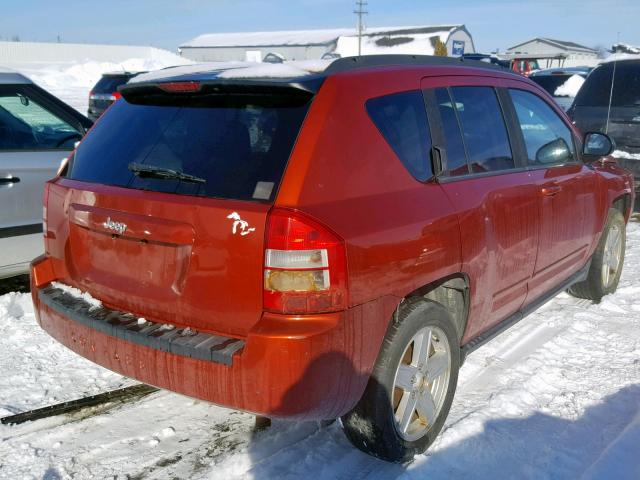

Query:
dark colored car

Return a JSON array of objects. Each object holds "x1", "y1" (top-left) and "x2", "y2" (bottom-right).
[
  {"x1": 31, "y1": 55, "x2": 633, "y2": 462},
  {"x1": 462, "y1": 53, "x2": 510, "y2": 69},
  {"x1": 569, "y1": 59, "x2": 640, "y2": 208},
  {"x1": 87, "y1": 71, "x2": 144, "y2": 121},
  {"x1": 530, "y1": 66, "x2": 591, "y2": 111}
]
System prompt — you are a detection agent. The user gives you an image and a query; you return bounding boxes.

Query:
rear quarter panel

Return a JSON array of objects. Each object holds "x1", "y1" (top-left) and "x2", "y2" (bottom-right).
[{"x1": 277, "y1": 68, "x2": 462, "y2": 317}]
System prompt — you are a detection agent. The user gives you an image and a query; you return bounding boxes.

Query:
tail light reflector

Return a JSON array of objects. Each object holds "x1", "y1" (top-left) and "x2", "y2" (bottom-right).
[
  {"x1": 264, "y1": 209, "x2": 347, "y2": 314},
  {"x1": 109, "y1": 91, "x2": 122, "y2": 102}
]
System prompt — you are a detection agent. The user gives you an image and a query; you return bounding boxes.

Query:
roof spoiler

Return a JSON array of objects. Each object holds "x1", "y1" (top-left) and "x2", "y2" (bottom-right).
[{"x1": 119, "y1": 79, "x2": 321, "y2": 107}]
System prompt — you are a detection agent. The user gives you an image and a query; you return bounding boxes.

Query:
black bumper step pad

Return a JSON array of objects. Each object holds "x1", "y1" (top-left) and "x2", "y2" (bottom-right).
[{"x1": 39, "y1": 286, "x2": 244, "y2": 366}]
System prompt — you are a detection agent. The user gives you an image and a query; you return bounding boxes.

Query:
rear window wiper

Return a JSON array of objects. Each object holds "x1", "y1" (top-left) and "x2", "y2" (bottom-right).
[{"x1": 128, "y1": 163, "x2": 206, "y2": 184}]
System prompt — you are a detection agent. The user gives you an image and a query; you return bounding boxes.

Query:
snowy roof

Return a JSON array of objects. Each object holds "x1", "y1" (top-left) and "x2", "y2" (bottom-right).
[
  {"x1": 508, "y1": 37, "x2": 597, "y2": 54},
  {"x1": 181, "y1": 25, "x2": 463, "y2": 48},
  {"x1": 130, "y1": 60, "x2": 332, "y2": 84},
  {"x1": 612, "y1": 43, "x2": 640, "y2": 54}
]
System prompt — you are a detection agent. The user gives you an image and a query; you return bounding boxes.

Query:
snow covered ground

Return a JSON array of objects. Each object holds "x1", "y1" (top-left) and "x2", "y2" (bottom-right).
[{"x1": 0, "y1": 220, "x2": 639, "y2": 479}]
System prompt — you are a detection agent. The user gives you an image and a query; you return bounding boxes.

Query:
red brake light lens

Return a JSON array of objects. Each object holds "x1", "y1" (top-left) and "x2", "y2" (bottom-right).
[
  {"x1": 109, "y1": 91, "x2": 122, "y2": 102},
  {"x1": 264, "y1": 209, "x2": 347, "y2": 314},
  {"x1": 157, "y1": 81, "x2": 202, "y2": 93}
]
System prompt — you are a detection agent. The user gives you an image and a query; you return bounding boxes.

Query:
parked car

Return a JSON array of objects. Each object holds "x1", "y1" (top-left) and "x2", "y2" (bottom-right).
[
  {"x1": 31, "y1": 55, "x2": 633, "y2": 462},
  {"x1": 462, "y1": 53, "x2": 510, "y2": 69},
  {"x1": 530, "y1": 66, "x2": 591, "y2": 110},
  {"x1": 87, "y1": 71, "x2": 144, "y2": 121},
  {"x1": 0, "y1": 68, "x2": 91, "y2": 280},
  {"x1": 569, "y1": 58, "x2": 640, "y2": 209}
]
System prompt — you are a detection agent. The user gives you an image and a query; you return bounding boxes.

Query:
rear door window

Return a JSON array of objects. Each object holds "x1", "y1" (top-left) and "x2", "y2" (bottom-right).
[
  {"x1": 366, "y1": 90, "x2": 433, "y2": 181},
  {"x1": 434, "y1": 88, "x2": 469, "y2": 176},
  {"x1": 68, "y1": 94, "x2": 311, "y2": 202},
  {"x1": 450, "y1": 86, "x2": 515, "y2": 173},
  {"x1": 510, "y1": 89, "x2": 575, "y2": 166}
]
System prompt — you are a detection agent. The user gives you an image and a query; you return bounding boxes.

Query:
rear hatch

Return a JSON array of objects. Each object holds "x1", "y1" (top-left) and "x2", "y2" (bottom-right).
[
  {"x1": 48, "y1": 81, "x2": 314, "y2": 337},
  {"x1": 570, "y1": 60, "x2": 640, "y2": 151}
]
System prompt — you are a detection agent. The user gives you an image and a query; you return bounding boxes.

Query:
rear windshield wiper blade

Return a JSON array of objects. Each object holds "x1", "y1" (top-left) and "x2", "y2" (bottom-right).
[{"x1": 128, "y1": 163, "x2": 206, "y2": 184}]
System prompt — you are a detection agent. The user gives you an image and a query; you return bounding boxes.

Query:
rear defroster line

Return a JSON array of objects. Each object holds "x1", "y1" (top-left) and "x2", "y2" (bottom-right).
[{"x1": 0, "y1": 384, "x2": 159, "y2": 426}]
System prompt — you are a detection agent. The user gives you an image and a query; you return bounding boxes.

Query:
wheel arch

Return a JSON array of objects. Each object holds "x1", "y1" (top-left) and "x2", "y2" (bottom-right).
[
  {"x1": 397, "y1": 273, "x2": 470, "y2": 344},
  {"x1": 612, "y1": 193, "x2": 632, "y2": 221}
]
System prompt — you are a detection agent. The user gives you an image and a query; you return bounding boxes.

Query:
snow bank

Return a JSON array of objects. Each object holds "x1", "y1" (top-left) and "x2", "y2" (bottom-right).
[
  {"x1": 613, "y1": 150, "x2": 640, "y2": 160},
  {"x1": 554, "y1": 74, "x2": 585, "y2": 97}
]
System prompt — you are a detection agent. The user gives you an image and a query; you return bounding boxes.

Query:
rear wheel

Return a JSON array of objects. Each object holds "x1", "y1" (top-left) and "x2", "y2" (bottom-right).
[
  {"x1": 341, "y1": 299, "x2": 459, "y2": 462},
  {"x1": 568, "y1": 209, "x2": 626, "y2": 302}
]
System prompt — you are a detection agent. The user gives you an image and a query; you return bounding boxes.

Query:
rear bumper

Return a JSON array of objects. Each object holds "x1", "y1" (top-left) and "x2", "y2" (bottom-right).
[{"x1": 30, "y1": 256, "x2": 391, "y2": 420}]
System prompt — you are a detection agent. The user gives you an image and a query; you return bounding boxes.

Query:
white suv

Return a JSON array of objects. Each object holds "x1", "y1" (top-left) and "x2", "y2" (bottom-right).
[{"x1": 0, "y1": 68, "x2": 91, "y2": 279}]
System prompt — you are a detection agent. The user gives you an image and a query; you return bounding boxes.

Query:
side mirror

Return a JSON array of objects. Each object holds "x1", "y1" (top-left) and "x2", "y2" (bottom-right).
[
  {"x1": 536, "y1": 138, "x2": 572, "y2": 165},
  {"x1": 583, "y1": 132, "x2": 614, "y2": 157}
]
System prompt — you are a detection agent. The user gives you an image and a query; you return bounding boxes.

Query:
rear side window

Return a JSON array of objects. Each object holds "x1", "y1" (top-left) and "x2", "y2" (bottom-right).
[
  {"x1": 0, "y1": 88, "x2": 82, "y2": 150},
  {"x1": 450, "y1": 87, "x2": 514, "y2": 173},
  {"x1": 68, "y1": 95, "x2": 310, "y2": 202},
  {"x1": 434, "y1": 88, "x2": 469, "y2": 176},
  {"x1": 575, "y1": 62, "x2": 640, "y2": 107},
  {"x1": 366, "y1": 90, "x2": 433, "y2": 181},
  {"x1": 510, "y1": 89, "x2": 575, "y2": 166}
]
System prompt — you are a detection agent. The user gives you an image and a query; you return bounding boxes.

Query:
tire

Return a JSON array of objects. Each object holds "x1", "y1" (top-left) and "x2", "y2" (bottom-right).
[
  {"x1": 341, "y1": 299, "x2": 460, "y2": 463},
  {"x1": 568, "y1": 208, "x2": 626, "y2": 303}
]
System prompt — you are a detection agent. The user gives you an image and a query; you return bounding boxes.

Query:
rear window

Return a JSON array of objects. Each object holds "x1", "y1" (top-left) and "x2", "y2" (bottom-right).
[
  {"x1": 574, "y1": 62, "x2": 640, "y2": 107},
  {"x1": 92, "y1": 75, "x2": 134, "y2": 94},
  {"x1": 530, "y1": 75, "x2": 576, "y2": 97},
  {"x1": 67, "y1": 94, "x2": 311, "y2": 202},
  {"x1": 366, "y1": 90, "x2": 433, "y2": 181}
]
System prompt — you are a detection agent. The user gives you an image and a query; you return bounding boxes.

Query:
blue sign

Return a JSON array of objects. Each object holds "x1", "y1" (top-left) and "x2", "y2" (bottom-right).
[{"x1": 452, "y1": 40, "x2": 465, "y2": 56}]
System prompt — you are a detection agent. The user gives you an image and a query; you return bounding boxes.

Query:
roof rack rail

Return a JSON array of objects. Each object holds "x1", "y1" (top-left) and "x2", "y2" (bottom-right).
[{"x1": 324, "y1": 54, "x2": 506, "y2": 75}]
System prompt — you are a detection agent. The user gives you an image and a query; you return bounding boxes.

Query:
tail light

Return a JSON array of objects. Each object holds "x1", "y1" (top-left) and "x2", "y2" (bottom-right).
[
  {"x1": 264, "y1": 208, "x2": 347, "y2": 314},
  {"x1": 158, "y1": 81, "x2": 202, "y2": 93},
  {"x1": 109, "y1": 91, "x2": 122, "y2": 102},
  {"x1": 88, "y1": 90, "x2": 95, "y2": 102}
]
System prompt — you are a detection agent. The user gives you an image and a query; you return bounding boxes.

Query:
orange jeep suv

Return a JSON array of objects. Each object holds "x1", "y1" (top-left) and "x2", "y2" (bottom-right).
[{"x1": 31, "y1": 55, "x2": 634, "y2": 462}]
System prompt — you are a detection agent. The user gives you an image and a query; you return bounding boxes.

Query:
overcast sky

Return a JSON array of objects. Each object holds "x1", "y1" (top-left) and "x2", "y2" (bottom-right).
[{"x1": 2, "y1": 0, "x2": 638, "y2": 53}]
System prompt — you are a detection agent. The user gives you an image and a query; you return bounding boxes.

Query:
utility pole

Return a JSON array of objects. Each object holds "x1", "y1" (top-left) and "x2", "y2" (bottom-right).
[{"x1": 354, "y1": 0, "x2": 368, "y2": 56}]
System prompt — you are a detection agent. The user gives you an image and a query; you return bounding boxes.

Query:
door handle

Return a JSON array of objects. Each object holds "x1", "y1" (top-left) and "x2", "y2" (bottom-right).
[
  {"x1": 0, "y1": 176, "x2": 20, "y2": 186},
  {"x1": 541, "y1": 185, "x2": 561, "y2": 197}
]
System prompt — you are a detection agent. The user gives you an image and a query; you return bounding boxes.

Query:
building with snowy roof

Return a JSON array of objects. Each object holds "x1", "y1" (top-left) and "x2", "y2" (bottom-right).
[
  {"x1": 506, "y1": 38, "x2": 599, "y2": 67},
  {"x1": 179, "y1": 25, "x2": 475, "y2": 62}
]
